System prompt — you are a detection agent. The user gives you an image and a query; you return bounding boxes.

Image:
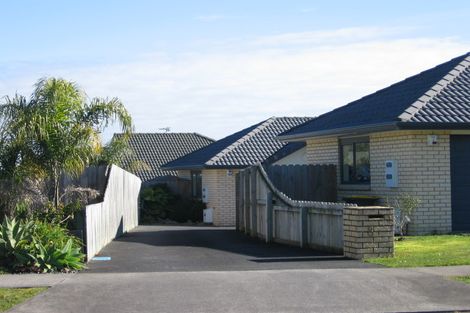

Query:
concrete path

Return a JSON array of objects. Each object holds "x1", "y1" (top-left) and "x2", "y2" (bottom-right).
[
  {"x1": 9, "y1": 268, "x2": 470, "y2": 313},
  {"x1": 5, "y1": 226, "x2": 470, "y2": 313},
  {"x1": 0, "y1": 273, "x2": 74, "y2": 288}
]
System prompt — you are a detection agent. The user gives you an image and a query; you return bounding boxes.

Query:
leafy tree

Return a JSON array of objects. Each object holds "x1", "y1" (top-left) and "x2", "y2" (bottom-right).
[{"x1": 0, "y1": 77, "x2": 133, "y2": 210}]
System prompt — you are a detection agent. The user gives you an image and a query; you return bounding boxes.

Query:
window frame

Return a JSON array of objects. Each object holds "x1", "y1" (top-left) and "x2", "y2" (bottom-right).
[
  {"x1": 339, "y1": 137, "x2": 371, "y2": 185},
  {"x1": 190, "y1": 170, "x2": 202, "y2": 198}
]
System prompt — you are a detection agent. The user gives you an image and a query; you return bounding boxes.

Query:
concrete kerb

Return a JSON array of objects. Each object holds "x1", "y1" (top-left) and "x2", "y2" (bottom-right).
[
  {"x1": 0, "y1": 273, "x2": 75, "y2": 288},
  {"x1": 410, "y1": 265, "x2": 470, "y2": 278}
]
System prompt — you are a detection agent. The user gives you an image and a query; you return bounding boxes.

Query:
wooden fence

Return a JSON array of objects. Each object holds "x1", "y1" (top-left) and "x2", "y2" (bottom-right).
[
  {"x1": 61, "y1": 165, "x2": 110, "y2": 204},
  {"x1": 142, "y1": 175, "x2": 192, "y2": 198},
  {"x1": 264, "y1": 164, "x2": 337, "y2": 201},
  {"x1": 84, "y1": 165, "x2": 141, "y2": 260},
  {"x1": 236, "y1": 165, "x2": 355, "y2": 253}
]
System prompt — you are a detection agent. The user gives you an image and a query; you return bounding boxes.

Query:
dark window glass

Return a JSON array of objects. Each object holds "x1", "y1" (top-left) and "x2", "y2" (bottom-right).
[
  {"x1": 355, "y1": 143, "x2": 370, "y2": 183},
  {"x1": 191, "y1": 171, "x2": 202, "y2": 198},
  {"x1": 340, "y1": 139, "x2": 370, "y2": 184},
  {"x1": 342, "y1": 144, "x2": 354, "y2": 183}
]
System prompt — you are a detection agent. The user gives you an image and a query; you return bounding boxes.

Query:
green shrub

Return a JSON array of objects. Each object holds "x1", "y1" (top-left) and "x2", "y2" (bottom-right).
[
  {"x1": 141, "y1": 184, "x2": 173, "y2": 221},
  {"x1": 33, "y1": 238, "x2": 85, "y2": 272},
  {"x1": 167, "y1": 197, "x2": 206, "y2": 223},
  {"x1": 0, "y1": 217, "x2": 34, "y2": 269},
  {"x1": 141, "y1": 184, "x2": 205, "y2": 224},
  {"x1": 32, "y1": 201, "x2": 83, "y2": 229},
  {"x1": 0, "y1": 217, "x2": 85, "y2": 273},
  {"x1": 30, "y1": 221, "x2": 85, "y2": 273},
  {"x1": 387, "y1": 193, "x2": 421, "y2": 236}
]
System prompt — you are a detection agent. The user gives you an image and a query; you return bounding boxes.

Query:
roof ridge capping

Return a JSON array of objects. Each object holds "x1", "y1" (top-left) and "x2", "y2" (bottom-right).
[
  {"x1": 399, "y1": 53, "x2": 470, "y2": 122},
  {"x1": 192, "y1": 132, "x2": 216, "y2": 142},
  {"x1": 206, "y1": 117, "x2": 277, "y2": 166}
]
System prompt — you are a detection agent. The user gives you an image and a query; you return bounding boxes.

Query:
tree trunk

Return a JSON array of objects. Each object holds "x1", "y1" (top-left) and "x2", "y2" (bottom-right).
[{"x1": 53, "y1": 166, "x2": 60, "y2": 210}]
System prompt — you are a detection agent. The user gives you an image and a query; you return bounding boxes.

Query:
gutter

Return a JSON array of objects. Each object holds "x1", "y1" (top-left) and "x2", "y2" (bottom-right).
[
  {"x1": 277, "y1": 122, "x2": 398, "y2": 141},
  {"x1": 396, "y1": 122, "x2": 470, "y2": 130},
  {"x1": 160, "y1": 164, "x2": 205, "y2": 171},
  {"x1": 278, "y1": 121, "x2": 470, "y2": 142},
  {"x1": 161, "y1": 164, "x2": 248, "y2": 171}
]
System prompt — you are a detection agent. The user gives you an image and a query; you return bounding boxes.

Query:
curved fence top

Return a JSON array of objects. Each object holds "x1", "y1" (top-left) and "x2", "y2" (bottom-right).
[{"x1": 253, "y1": 164, "x2": 357, "y2": 210}]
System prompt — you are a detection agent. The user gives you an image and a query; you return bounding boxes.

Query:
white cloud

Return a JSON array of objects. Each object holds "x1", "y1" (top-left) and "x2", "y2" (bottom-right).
[
  {"x1": 252, "y1": 27, "x2": 411, "y2": 46},
  {"x1": 1, "y1": 27, "x2": 468, "y2": 141}
]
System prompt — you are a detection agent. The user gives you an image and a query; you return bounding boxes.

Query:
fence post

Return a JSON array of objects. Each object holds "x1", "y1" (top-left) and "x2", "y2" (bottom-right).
[
  {"x1": 266, "y1": 191, "x2": 273, "y2": 243},
  {"x1": 238, "y1": 171, "x2": 244, "y2": 231},
  {"x1": 244, "y1": 168, "x2": 251, "y2": 234},
  {"x1": 250, "y1": 166, "x2": 258, "y2": 237},
  {"x1": 235, "y1": 173, "x2": 240, "y2": 231},
  {"x1": 300, "y1": 206, "x2": 308, "y2": 248}
]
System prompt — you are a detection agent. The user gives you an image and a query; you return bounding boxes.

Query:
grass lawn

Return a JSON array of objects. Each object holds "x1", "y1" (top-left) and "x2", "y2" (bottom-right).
[
  {"x1": 453, "y1": 276, "x2": 470, "y2": 284},
  {"x1": 366, "y1": 234, "x2": 470, "y2": 267},
  {"x1": 0, "y1": 287, "x2": 46, "y2": 312}
]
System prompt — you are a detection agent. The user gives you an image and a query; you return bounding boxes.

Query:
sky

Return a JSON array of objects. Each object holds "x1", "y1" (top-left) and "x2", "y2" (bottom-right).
[{"x1": 1, "y1": 1, "x2": 469, "y2": 142}]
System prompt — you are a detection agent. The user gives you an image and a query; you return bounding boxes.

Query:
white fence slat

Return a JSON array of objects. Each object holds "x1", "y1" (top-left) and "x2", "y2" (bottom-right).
[{"x1": 85, "y1": 165, "x2": 141, "y2": 260}]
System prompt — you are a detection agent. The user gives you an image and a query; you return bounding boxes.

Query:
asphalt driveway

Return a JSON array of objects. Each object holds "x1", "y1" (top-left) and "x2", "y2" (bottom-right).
[
  {"x1": 86, "y1": 225, "x2": 376, "y2": 273},
  {"x1": 5, "y1": 226, "x2": 470, "y2": 313}
]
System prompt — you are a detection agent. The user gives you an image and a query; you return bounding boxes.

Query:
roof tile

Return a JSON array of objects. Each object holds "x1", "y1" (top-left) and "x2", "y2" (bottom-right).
[
  {"x1": 163, "y1": 117, "x2": 311, "y2": 169},
  {"x1": 115, "y1": 133, "x2": 214, "y2": 182}
]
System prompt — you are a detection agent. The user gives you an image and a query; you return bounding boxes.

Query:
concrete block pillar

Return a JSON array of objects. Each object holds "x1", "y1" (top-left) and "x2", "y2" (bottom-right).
[{"x1": 343, "y1": 206, "x2": 394, "y2": 259}]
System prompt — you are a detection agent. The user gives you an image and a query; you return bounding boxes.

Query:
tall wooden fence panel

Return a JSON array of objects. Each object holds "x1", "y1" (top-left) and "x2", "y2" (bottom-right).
[
  {"x1": 84, "y1": 165, "x2": 141, "y2": 260},
  {"x1": 274, "y1": 207, "x2": 301, "y2": 244},
  {"x1": 236, "y1": 165, "x2": 353, "y2": 253},
  {"x1": 142, "y1": 176, "x2": 192, "y2": 198},
  {"x1": 61, "y1": 165, "x2": 110, "y2": 204},
  {"x1": 264, "y1": 164, "x2": 337, "y2": 201},
  {"x1": 308, "y1": 208, "x2": 343, "y2": 252}
]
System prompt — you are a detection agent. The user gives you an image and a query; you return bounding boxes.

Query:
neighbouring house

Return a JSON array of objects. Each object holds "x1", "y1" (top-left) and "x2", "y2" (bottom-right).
[
  {"x1": 114, "y1": 133, "x2": 214, "y2": 193},
  {"x1": 162, "y1": 117, "x2": 312, "y2": 226},
  {"x1": 279, "y1": 52, "x2": 470, "y2": 234}
]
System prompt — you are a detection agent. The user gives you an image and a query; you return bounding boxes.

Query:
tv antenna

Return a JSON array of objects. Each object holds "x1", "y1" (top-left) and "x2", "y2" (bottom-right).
[{"x1": 158, "y1": 127, "x2": 171, "y2": 133}]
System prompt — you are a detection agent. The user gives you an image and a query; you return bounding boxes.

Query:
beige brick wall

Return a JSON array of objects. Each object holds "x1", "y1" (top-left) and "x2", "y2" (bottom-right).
[
  {"x1": 202, "y1": 169, "x2": 238, "y2": 226},
  {"x1": 306, "y1": 130, "x2": 452, "y2": 234},
  {"x1": 343, "y1": 206, "x2": 394, "y2": 259}
]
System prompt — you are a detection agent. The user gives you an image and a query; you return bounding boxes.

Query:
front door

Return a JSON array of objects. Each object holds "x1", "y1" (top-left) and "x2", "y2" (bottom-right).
[{"x1": 450, "y1": 135, "x2": 470, "y2": 232}]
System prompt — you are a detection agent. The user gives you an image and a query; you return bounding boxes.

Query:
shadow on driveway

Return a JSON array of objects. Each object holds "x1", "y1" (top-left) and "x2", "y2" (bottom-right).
[{"x1": 85, "y1": 225, "x2": 379, "y2": 273}]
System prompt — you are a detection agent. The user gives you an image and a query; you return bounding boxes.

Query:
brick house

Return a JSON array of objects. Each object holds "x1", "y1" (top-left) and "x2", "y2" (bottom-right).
[
  {"x1": 162, "y1": 117, "x2": 311, "y2": 226},
  {"x1": 279, "y1": 52, "x2": 470, "y2": 234}
]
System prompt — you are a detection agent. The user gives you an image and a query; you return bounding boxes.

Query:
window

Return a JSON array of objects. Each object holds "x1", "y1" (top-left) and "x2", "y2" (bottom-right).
[
  {"x1": 340, "y1": 137, "x2": 370, "y2": 184},
  {"x1": 191, "y1": 170, "x2": 202, "y2": 198}
]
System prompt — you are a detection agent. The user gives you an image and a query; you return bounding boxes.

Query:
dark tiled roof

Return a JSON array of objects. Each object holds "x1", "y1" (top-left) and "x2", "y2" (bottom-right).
[
  {"x1": 163, "y1": 117, "x2": 312, "y2": 169},
  {"x1": 115, "y1": 133, "x2": 214, "y2": 181},
  {"x1": 406, "y1": 62, "x2": 470, "y2": 123},
  {"x1": 281, "y1": 52, "x2": 470, "y2": 139}
]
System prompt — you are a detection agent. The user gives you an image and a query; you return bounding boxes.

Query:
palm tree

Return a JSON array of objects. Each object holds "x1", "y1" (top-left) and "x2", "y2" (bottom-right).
[{"x1": 0, "y1": 77, "x2": 133, "y2": 210}]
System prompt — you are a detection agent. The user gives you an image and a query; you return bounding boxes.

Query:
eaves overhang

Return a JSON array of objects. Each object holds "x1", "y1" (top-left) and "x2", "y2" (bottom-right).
[
  {"x1": 396, "y1": 122, "x2": 470, "y2": 130},
  {"x1": 277, "y1": 122, "x2": 399, "y2": 141},
  {"x1": 160, "y1": 164, "x2": 206, "y2": 171},
  {"x1": 161, "y1": 164, "x2": 250, "y2": 171},
  {"x1": 278, "y1": 121, "x2": 470, "y2": 142}
]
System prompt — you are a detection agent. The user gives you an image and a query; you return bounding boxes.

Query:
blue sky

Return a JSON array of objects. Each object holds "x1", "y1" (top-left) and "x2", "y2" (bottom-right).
[{"x1": 1, "y1": 1, "x2": 469, "y2": 141}]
